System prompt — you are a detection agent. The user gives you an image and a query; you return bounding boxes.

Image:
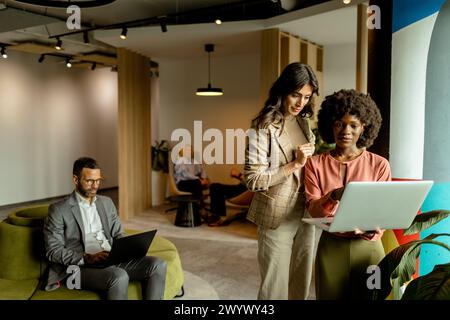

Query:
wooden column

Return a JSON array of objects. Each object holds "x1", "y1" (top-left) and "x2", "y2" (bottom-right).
[
  {"x1": 356, "y1": 3, "x2": 369, "y2": 93},
  {"x1": 117, "y1": 48, "x2": 152, "y2": 220}
]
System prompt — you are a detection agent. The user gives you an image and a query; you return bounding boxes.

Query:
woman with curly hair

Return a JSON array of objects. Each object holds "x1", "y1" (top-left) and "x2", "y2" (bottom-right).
[
  {"x1": 304, "y1": 89, "x2": 391, "y2": 299},
  {"x1": 245, "y1": 62, "x2": 318, "y2": 299}
]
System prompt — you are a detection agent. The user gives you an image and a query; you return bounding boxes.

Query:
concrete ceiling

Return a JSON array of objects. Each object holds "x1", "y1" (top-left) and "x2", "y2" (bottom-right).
[
  {"x1": 0, "y1": 0, "x2": 365, "y2": 63},
  {"x1": 94, "y1": 20, "x2": 266, "y2": 60},
  {"x1": 276, "y1": 5, "x2": 358, "y2": 45},
  {"x1": 95, "y1": 1, "x2": 361, "y2": 60}
]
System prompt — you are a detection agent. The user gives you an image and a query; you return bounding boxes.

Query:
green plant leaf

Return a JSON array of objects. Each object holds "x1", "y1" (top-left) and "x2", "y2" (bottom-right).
[
  {"x1": 371, "y1": 233, "x2": 450, "y2": 300},
  {"x1": 312, "y1": 128, "x2": 335, "y2": 155},
  {"x1": 391, "y1": 235, "x2": 450, "y2": 299},
  {"x1": 404, "y1": 210, "x2": 450, "y2": 235},
  {"x1": 402, "y1": 263, "x2": 450, "y2": 300},
  {"x1": 371, "y1": 240, "x2": 419, "y2": 300}
]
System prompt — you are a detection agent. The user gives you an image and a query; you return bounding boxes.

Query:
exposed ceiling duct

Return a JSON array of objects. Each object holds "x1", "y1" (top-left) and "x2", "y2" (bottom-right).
[{"x1": 0, "y1": 6, "x2": 60, "y2": 33}]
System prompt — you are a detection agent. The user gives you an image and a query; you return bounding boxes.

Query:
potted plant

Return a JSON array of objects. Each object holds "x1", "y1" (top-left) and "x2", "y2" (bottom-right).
[
  {"x1": 151, "y1": 140, "x2": 169, "y2": 173},
  {"x1": 371, "y1": 210, "x2": 450, "y2": 300}
]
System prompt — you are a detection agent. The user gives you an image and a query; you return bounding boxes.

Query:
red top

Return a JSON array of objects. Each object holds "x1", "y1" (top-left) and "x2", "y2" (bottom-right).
[{"x1": 304, "y1": 150, "x2": 391, "y2": 218}]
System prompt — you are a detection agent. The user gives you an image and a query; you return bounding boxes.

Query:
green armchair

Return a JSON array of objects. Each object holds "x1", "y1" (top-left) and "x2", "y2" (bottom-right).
[{"x1": 0, "y1": 205, "x2": 184, "y2": 300}]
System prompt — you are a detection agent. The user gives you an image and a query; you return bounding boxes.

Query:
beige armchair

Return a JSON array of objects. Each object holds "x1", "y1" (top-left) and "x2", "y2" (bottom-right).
[{"x1": 165, "y1": 153, "x2": 192, "y2": 213}]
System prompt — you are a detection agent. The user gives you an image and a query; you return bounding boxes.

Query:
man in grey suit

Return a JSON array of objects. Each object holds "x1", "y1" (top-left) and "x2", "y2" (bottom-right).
[{"x1": 43, "y1": 157, "x2": 167, "y2": 300}]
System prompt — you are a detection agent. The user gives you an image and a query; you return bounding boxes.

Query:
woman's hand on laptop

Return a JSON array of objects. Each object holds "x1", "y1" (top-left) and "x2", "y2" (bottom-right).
[
  {"x1": 354, "y1": 228, "x2": 385, "y2": 241},
  {"x1": 84, "y1": 251, "x2": 109, "y2": 265},
  {"x1": 330, "y1": 187, "x2": 345, "y2": 201}
]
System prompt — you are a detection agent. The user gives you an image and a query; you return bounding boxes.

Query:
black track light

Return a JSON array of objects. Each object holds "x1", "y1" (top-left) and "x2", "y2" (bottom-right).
[
  {"x1": 66, "y1": 58, "x2": 72, "y2": 68},
  {"x1": 91, "y1": 62, "x2": 97, "y2": 71},
  {"x1": 160, "y1": 20, "x2": 167, "y2": 33},
  {"x1": 120, "y1": 27, "x2": 127, "y2": 40},
  {"x1": 55, "y1": 37, "x2": 62, "y2": 50},
  {"x1": 1, "y1": 47, "x2": 7, "y2": 59},
  {"x1": 83, "y1": 31, "x2": 89, "y2": 44},
  {"x1": 38, "y1": 54, "x2": 45, "y2": 63}
]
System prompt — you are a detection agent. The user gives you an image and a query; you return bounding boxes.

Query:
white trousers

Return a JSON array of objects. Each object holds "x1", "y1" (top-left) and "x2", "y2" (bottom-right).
[{"x1": 257, "y1": 208, "x2": 315, "y2": 300}]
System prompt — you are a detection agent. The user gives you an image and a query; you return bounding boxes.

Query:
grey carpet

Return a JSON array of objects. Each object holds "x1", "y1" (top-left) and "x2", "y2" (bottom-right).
[
  {"x1": 1, "y1": 191, "x2": 318, "y2": 300},
  {"x1": 166, "y1": 236, "x2": 259, "y2": 300}
]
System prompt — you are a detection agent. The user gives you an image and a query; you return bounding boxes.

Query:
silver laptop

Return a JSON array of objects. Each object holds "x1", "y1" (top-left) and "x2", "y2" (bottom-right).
[{"x1": 302, "y1": 181, "x2": 433, "y2": 233}]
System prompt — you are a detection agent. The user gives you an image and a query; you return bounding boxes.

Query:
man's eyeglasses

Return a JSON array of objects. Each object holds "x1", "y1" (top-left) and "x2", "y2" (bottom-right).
[{"x1": 82, "y1": 178, "x2": 104, "y2": 186}]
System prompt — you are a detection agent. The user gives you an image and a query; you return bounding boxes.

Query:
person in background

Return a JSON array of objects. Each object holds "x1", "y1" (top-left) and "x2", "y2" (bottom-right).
[
  {"x1": 208, "y1": 167, "x2": 248, "y2": 225},
  {"x1": 304, "y1": 89, "x2": 390, "y2": 299},
  {"x1": 174, "y1": 145, "x2": 209, "y2": 200},
  {"x1": 44, "y1": 157, "x2": 167, "y2": 300},
  {"x1": 244, "y1": 62, "x2": 318, "y2": 299},
  {"x1": 173, "y1": 145, "x2": 210, "y2": 220}
]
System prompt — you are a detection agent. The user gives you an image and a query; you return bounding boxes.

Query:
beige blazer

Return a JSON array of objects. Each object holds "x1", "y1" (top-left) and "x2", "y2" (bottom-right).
[{"x1": 244, "y1": 117, "x2": 315, "y2": 229}]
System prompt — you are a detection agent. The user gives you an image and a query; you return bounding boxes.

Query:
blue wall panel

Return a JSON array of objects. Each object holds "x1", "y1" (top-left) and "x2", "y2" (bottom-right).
[
  {"x1": 419, "y1": 184, "x2": 450, "y2": 276},
  {"x1": 393, "y1": 0, "x2": 446, "y2": 32}
]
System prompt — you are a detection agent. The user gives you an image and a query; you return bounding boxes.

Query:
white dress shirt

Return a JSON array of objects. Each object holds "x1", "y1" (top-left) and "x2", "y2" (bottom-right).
[{"x1": 75, "y1": 192, "x2": 112, "y2": 255}]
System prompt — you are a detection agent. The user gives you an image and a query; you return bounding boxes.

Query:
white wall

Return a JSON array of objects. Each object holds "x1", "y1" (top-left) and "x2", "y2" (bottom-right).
[
  {"x1": 390, "y1": 14, "x2": 437, "y2": 179},
  {"x1": 157, "y1": 42, "x2": 357, "y2": 186},
  {"x1": 0, "y1": 51, "x2": 118, "y2": 206},
  {"x1": 158, "y1": 51, "x2": 261, "y2": 184},
  {"x1": 323, "y1": 43, "x2": 357, "y2": 97}
]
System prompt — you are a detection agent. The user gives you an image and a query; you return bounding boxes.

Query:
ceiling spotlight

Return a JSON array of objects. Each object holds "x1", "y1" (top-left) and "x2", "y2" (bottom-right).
[
  {"x1": 343, "y1": 0, "x2": 352, "y2": 4},
  {"x1": 120, "y1": 27, "x2": 127, "y2": 40},
  {"x1": 1, "y1": 47, "x2": 7, "y2": 59},
  {"x1": 91, "y1": 62, "x2": 97, "y2": 71},
  {"x1": 196, "y1": 44, "x2": 223, "y2": 97},
  {"x1": 66, "y1": 58, "x2": 72, "y2": 68},
  {"x1": 38, "y1": 54, "x2": 45, "y2": 63},
  {"x1": 215, "y1": 19, "x2": 222, "y2": 25},
  {"x1": 83, "y1": 31, "x2": 89, "y2": 44},
  {"x1": 55, "y1": 37, "x2": 62, "y2": 50}
]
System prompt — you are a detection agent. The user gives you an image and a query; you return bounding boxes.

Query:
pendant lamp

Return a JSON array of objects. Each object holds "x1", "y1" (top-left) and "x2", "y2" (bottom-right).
[{"x1": 196, "y1": 44, "x2": 223, "y2": 96}]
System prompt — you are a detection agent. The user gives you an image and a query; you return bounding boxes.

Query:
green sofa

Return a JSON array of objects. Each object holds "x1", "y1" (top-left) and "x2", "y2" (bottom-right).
[{"x1": 0, "y1": 205, "x2": 184, "y2": 300}]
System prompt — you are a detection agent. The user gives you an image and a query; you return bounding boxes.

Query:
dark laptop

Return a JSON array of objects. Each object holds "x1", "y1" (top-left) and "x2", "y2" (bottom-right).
[{"x1": 90, "y1": 229, "x2": 157, "y2": 268}]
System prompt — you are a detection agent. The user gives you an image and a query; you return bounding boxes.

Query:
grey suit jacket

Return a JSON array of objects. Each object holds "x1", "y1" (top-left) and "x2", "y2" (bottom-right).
[
  {"x1": 43, "y1": 191, "x2": 125, "y2": 290},
  {"x1": 244, "y1": 117, "x2": 315, "y2": 229}
]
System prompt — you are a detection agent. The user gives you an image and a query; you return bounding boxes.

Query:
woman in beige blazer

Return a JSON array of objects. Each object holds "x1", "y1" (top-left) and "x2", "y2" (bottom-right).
[{"x1": 244, "y1": 63, "x2": 318, "y2": 300}]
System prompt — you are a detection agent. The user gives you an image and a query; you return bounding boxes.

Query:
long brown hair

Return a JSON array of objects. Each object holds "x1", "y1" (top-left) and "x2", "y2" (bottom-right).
[{"x1": 253, "y1": 63, "x2": 319, "y2": 130}]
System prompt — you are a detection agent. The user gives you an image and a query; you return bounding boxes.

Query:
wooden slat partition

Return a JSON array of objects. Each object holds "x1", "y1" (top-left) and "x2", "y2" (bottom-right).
[
  {"x1": 260, "y1": 28, "x2": 280, "y2": 107},
  {"x1": 260, "y1": 28, "x2": 324, "y2": 128},
  {"x1": 117, "y1": 48, "x2": 152, "y2": 220}
]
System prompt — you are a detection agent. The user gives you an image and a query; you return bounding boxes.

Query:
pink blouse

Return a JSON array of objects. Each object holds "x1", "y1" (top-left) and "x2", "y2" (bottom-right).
[{"x1": 304, "y1": 150, "x2": 391, "y2": 218}]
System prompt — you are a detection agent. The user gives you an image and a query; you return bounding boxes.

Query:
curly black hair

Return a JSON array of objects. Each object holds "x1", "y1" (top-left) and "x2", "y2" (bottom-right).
[{"x1": 317, "y1": 89, "x2": 382, "y2": 148}]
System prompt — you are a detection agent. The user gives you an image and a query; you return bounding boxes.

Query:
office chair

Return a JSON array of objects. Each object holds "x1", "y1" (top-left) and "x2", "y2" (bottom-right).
[{"x1": 165, "y1": 154, "x2": 192, "y2": 213}]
